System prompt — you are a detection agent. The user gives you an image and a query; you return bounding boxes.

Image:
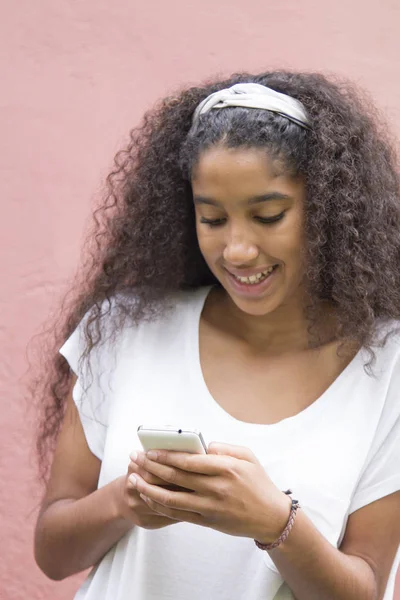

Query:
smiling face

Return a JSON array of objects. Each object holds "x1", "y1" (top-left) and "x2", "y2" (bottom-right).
[{"x1": 192, "y1": 145, "x2": 307, "y2": 317}]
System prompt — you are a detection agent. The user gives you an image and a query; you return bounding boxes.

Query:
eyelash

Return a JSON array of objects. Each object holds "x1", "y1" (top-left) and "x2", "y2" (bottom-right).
[{"x1": 199, "y1": 212, "x2": 285, "y2": 228}]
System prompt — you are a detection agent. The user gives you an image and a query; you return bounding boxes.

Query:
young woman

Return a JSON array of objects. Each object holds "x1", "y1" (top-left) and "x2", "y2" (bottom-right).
[{"x1": 33, "y1": 71, "x2": 400, "y2": 600}]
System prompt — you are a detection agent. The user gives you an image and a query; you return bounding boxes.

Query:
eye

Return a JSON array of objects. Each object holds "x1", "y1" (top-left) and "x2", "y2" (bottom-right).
[
  {"x1": 199, "y1": 217, "x2": 226, "y2": 228},
  {"x1": 255, "y1": 211, "x2": 285, "y2": 225}
]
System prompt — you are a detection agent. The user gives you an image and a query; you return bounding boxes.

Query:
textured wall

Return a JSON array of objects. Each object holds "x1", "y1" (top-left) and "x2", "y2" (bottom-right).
[{"x1": 1, "y1": 1, "x2": 399, "y2": 598}]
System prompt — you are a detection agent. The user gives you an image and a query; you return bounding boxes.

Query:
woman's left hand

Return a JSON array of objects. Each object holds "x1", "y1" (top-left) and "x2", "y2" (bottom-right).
[{"x1": 129, "y1": 443, "x2": 291, "y2": 544}]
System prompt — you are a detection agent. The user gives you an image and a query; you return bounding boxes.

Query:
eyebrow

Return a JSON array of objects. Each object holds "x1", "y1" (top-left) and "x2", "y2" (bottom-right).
[{"x1": 193, "y1": 192, "x2": 292, "y2": 206}]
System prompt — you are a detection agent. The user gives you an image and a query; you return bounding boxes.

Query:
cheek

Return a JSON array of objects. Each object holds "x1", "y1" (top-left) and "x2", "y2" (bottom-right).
[
  {"x1": 283, "y1": 231, "x2": 303, "y2": 259},
  {"x1": 196, "y1": 227, "x2": 222, "y2": 259},
  {"x1": 289, "y1": 223, "x2": 305, "y2": 264},
  {"x1": 281, "y1": 230, "x2": 306, "y2": 283},
  {"x1": 274, "y1": 214, "x2": 304, "y2": 264}
]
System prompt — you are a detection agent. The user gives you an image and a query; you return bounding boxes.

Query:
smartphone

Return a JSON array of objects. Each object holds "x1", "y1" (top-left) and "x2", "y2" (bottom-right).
[{"x1": 137, "y1": 425, "x2": 207, "y2": 454}]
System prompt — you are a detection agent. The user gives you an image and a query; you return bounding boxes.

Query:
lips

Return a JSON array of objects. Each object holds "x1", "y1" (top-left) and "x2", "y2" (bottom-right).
[
  {"x1": 224, "y1": 265, "x2": 278, "y2": 278},
  {"x1": 223, "y1": 264, "x2": 279, "y2": 297}
]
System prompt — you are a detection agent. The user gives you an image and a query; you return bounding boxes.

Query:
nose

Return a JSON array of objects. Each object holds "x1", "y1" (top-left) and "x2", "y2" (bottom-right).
[{"x1": 223, "y1": 229, "x2": 259, "y2": 265}]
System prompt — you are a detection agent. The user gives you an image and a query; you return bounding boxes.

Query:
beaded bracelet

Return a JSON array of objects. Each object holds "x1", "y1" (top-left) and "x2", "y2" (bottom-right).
[{"x1": 254, "y1": 490, "x2": 300, "y2": 551}]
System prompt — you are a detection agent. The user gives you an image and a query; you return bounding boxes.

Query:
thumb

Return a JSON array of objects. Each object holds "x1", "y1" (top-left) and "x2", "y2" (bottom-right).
[{"x1": 207, "y1": 442, "x2": 258, "y2": 463}]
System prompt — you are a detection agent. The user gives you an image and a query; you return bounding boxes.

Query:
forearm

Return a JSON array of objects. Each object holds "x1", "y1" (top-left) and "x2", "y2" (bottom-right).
[
  {"x1": 34, "y1": 476, "x2": 132, "y2": 580},
  {"x1": 267, "y1": 510, "x2": 377, "y2": 600}
]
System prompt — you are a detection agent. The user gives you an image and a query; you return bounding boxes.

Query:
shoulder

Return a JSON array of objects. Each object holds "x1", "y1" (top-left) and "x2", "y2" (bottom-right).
[
  {"x1": 364, "y1": 319, "x2": 400, "y2": 429},
  {"x1": 86, "y1": 286, "x2": 212, "y2": 357},
  {"x1": 61, "y1": 287, "x2": 211, "y2": 362},
  {"x1": 333, "y1": 320, "x2": 400, "y2": 433},
  {"x1": 117, "y1": 286, "x2": 211, "y2": 330},
  {"x1": 359, "y1": 319, "x2": 400, "y2": 375},
  {"x1": 82, "y1": 286, "x2": 210, "y2": 332},
  {"x1": 375, "y1": 318, "x2": 400, "y2": 344}
]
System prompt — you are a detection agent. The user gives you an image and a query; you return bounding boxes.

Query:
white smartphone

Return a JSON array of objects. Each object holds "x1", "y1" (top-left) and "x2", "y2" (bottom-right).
[{"x1": 137, "y1": 425, "x2": 207, "y2": 454}]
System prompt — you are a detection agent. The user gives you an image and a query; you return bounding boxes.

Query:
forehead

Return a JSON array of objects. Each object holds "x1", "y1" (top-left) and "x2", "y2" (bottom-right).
[{"x1": 191, "y1": 145, "x2": 299, "y2": 197}]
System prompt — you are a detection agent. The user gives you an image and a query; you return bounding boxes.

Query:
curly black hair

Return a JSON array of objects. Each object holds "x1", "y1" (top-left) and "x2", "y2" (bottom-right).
[{"x1": 30, "y1": 70, "x2": 400, "y2": 484}]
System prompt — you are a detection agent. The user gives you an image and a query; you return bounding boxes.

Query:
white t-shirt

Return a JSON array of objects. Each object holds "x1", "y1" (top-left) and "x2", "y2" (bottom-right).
[{"x1": 59, "y1": 286, "x2": 400, "y2": 600}]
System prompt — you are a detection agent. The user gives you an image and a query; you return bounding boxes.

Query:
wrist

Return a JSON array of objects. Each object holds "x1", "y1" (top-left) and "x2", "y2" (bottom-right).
[
  {"x1": 256, "y1": 491, "x2": 293, "y2": 546},
  {"x1": 110, "y1": 475, "x2": 132, "y2": 523}
]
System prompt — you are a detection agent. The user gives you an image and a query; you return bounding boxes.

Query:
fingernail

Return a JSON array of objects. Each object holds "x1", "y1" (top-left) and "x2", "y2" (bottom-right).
[
  {"x1": 130, "y1": 451, "x2": 137, "y2": 462},
  {"x1": 129, "y1": 475, "x2": 137, "y2": 487},
  {"x1": 147, "y1": 451, "x2": 158, "y2": 461}
]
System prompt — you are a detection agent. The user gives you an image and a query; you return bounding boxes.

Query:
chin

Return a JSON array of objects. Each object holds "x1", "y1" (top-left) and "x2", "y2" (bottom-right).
[
  {"x1": 234, "y1": 298, "x2": 280, "y2": 317},
  {"x1": 221, "y1": 288, "x2": 281, "y2": 317},
  {"x1": 212, "y1": 268, "x2": 283, "y2": 317}
]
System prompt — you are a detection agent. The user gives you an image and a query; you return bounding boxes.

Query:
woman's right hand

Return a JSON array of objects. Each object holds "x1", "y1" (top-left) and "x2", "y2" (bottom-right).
[{"x1": 115, "y1": 456, "x2": 181, "y2": 530}]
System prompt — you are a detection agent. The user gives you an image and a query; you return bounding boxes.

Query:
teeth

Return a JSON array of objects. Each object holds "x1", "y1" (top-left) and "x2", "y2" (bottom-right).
[{"x1": 233, "y1": 266, "x2": 275, "y2": 284}]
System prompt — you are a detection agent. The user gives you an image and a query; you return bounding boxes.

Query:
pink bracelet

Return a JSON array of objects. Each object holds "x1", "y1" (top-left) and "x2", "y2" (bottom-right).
[{"x1": 254, "y1": 490, "x2": 300, "y2": 551}]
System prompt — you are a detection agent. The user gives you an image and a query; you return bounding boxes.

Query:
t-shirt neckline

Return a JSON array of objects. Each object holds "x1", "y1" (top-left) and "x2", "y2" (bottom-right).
[{"x1": 188, "y1": 285, "x2": 363, "y2": 431}]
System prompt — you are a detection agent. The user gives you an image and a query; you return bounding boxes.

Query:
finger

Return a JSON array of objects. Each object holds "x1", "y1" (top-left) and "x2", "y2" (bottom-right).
[
  {"x1": 135, "y1": 454, "x2": 210, "y2": 492},
  {"x1": 128, "y1": 460, "x2": 167, "y2": 486},
  {"x1": 138, "y1": 450, "x2": 230, "y2": 476},
  {"x1": 207, "y1": 443, "x2": 258, "y2": 463},
  {"x1": 125, "y1": 478, "x2": 178, "y2": 515},
  {"x1": 128, "y1": 461, "x2": 193, "y2": 492},
  {"x1": 129, "y1": 473, "x2": 207, "y2": 514},
  {"x1": 140, "y1": 494, "x2": 204, "y2": 526}
]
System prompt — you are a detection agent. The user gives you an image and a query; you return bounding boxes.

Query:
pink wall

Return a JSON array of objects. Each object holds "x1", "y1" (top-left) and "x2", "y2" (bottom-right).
[{"x1": 1, "y1": 1, "x2": 399, "y2": 597}]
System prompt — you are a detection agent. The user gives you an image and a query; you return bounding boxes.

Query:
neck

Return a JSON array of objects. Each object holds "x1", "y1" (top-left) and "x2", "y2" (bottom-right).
[{"x1": 210, "y1": 287, "x2": 337, "y2": 355}]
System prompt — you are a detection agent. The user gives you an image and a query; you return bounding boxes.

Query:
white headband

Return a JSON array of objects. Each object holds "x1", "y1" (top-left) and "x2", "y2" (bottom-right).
[{"x1": 191, "y1": 82, "x2": 310, "y2": 130}]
